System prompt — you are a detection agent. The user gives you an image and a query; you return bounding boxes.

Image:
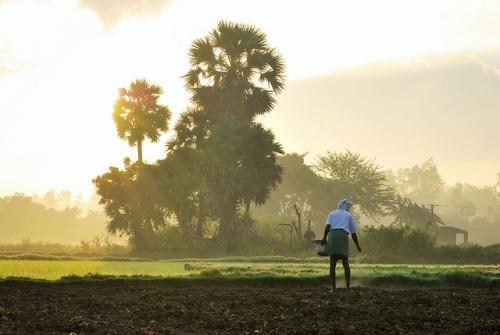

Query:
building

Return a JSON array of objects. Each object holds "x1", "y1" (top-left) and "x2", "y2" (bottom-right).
[{"x1": 436, "y1": 226, "x2": 468, "y2": 246}]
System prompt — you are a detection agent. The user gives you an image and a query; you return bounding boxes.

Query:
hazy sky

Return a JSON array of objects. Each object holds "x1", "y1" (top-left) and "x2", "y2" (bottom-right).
[{"x1": 1, "y1": 0, "x2": 500, "y2": 199}]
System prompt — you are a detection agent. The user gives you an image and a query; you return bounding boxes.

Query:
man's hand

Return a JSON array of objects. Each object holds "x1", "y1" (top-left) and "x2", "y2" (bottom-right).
[
  {"x1": 351, "y1": 233, "x2": 361, "y2": 253},
  {"x1": 322, "y1": 224, "x2": 331, "y2": 246}
]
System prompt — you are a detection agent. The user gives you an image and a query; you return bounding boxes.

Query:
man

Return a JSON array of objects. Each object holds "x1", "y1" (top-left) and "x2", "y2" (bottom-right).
[{"x1": 321, "y1": 199, "x2": 362, "y2": 293}]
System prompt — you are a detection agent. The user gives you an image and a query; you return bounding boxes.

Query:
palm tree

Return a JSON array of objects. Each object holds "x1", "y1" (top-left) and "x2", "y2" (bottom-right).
[
  {"x1": 201, "y1": 118, "x2": 283, "y2": 245},
  {"x1": 113, "y1": 79, "x2": 171, "y2": 163},
  {"x1": 184, "y1": 20, "x2": 285, "y2": 121},
  {"x1": 181, "y1": 21, "x2": 286, "y2": 251}
]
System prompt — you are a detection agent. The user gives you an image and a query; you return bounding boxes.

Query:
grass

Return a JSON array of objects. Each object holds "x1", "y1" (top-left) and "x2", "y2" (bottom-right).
[
  {"x1": 0, "y1": 259, "x2": 498, "y2": 287},
  {"x1": 0, "y1": 260, "x2": 186, "y2": 280}
]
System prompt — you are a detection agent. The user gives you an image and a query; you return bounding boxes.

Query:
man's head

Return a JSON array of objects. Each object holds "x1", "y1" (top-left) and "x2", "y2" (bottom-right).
[{"x1": 337, "y1": 199, "x2": 352, "y2": 211}]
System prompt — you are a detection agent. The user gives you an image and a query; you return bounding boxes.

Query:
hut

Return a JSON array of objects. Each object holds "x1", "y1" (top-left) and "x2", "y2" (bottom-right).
[{"x1": 436, "y1": 226, "x2": 468, "y2": 246}]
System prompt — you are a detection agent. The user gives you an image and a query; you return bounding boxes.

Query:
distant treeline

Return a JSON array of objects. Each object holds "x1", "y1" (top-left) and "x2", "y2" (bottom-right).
[
  {"x1": 30, "y1": 190, "x2": 101, "y2": 215},
  {"x1": 0, "y1": 194, "x2": 113, "y2": 244}
]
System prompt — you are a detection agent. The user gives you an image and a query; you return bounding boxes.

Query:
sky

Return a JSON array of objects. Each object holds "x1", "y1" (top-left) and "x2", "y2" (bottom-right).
[{"x1": 1, "y1": 0, "x2": 500, "y2": 199}]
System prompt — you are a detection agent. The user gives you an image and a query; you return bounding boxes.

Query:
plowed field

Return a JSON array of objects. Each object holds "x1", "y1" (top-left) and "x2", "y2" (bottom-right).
[{"x1": 0, "y1": 281, "x2": 498, "y2": 334}]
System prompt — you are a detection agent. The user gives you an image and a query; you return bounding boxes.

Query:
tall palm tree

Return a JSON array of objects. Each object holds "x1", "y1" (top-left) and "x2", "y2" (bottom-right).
[
  {"x1": 184, "y1": 21, "x2": 285, "y2": 120},
  {"x1": 113, "y1": 79, "x2": 171, "y2": 163},
  {"x1": 181, "y1": 21, "x2": 286, "y2": 251}
]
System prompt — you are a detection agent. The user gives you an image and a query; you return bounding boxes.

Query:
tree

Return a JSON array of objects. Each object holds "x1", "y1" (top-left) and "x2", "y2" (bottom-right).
[
  {"x1": 202, "y1": 120, "x2": 283, "y2": 241},
  {"x1": 92, "y1": 159, "x2": 166, "y2": 253},
  {"x1": 439, "y1": 183, "x2": 482, "y2": 226},
  {"x1": 396, "y1": 158, "x2": 444, "y2": 204},
  {"x1": 496, "y1": 172, "x2": 500, "y2": 196},
  {"x1": 180, "y1": 21, "x2": 286, "y2": 250},
  {"x1": 58, "y1": 190, "x2": 72, "y2": 210},
  {"x1": 0, "y1": 193, "x2": 107, "y2": 244},
  {"x1": 113, "y1": 79, "x2": 171, "y2": 163},
  {"x1": 255, "y1": 153, "x2": 326, "y2": 221},
  {"x1": 184, "y1": 20, "x2": 285, "y2": 121},
  {"x1": 166, "y1": 107, "x2": 211, "y2": 237},
  {"x1": 314, "y1": 151, "x2": 394, "y2": 220},
  {"x1": 445, "y1": 183, "x2": 476, "y2": 217},
  {"x1": 389, "y1": 195, "x2": 443, "y2": 231},
  {"x1": 165, "y1": 108, "x2": 283, "y2": 240},
  {"x1": 155, "y1": 148, "x2": 201, "y2": 238},
  {"x1": 237, "y1": 123, "x2": 284, "y2": 220},
  {"x1": 33, "y1": 190, "x2": 58, "y2": 209}
]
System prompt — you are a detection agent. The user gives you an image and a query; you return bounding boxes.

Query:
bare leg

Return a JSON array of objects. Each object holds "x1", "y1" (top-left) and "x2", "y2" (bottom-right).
[
  {"x1": 341, "y1": 256, "x2": 350, "y2": 293},
  {"x1": 329, "y1": 255, "x2": 337, "y2": 291}
]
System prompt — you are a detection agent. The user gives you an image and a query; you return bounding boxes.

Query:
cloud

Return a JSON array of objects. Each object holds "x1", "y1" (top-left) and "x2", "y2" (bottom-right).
[
  {"x1": 0, "y1": 44, "x2": 31, "y2": 76},
  {"x1": 264, "y1": 50, "x2": 500, "y2": 186},
  {"x1": 464, "y1": 55, "x2": 500, "y2": 77},
  {"x1": 0, "y1": 51, "x2": 14, "y2": 75},
  {"x1": 0, "y1": 65, "x2": 11, "y2": 75},
  {"x1": 0, "y1": 63, "x2": 15, "y2": 75},
  {"x1": 79, "y1": 0, "x2": 173, "y2": 28}
]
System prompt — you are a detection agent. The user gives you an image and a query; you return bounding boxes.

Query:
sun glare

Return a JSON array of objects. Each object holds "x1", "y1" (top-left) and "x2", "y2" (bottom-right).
[{"x1": 2, "y1": 0, "x2": 500, "y2": 197}]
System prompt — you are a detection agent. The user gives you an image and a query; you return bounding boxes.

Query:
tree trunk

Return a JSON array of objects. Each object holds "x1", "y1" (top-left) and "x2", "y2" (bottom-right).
[
  {"x1": 222, "y1": 213, "x2": 235, "y2": 254},
  {"x1": 244, "y1": 201, "x2": 251, "y2": 220},
  {"x1": 217, "y1": 201, "x2": 237, "y2": 254},
  {"x1": 137, "y1": 140, "x2": 143, "y2": 164},
  {"x1": 244, "y1": 200, "x2": 255, "y2": 236},
  {"x1": 130, "y1": 215, "x2": 155, "y2": 255},
  {"x1": 293, "y1": 204, "x2": 302, "y2": 239},
  {"x1": 130, "y1": 223, "x2": 146, "y2": 254},
  {"x1": 196, "y1": 194, "x2": 206, "y2": 238}
]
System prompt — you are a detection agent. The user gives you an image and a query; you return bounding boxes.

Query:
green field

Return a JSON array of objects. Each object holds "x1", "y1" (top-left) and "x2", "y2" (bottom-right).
[{"x1": 0, "y1": 259, "x2": 499, "y2": 287}]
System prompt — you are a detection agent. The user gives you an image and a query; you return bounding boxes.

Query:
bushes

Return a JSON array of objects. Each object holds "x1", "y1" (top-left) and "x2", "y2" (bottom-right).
[
  {"x1": 433, "y1": 244, "x2": 500, "y2": 264},
  {"x1": 361, "y1": 225, "x2": 500, "y2": 263},
  {"x1": 152, "y1": 222, "x2": 292, "y2": 258},
  {"x1": 402, "y1": 229, "x2": 436, "y2": 258},
  {"x1": 1, "y1": 222, "x2": 498, "y2": 263},
  {"x1": 362, "y1": 225, "x2": 435, "y2": 262},
  {"x1": 361, "y1": 226, "x2": 405, "y2": 261},
  {"x1": 362, "y1": 225, "x2": 437, "y2": 262}
]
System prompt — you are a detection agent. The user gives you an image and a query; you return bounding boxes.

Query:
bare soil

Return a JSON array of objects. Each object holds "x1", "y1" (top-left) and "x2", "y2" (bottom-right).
[{"x1": 0, "y1": 281, "x2": 498, "y2": 334}]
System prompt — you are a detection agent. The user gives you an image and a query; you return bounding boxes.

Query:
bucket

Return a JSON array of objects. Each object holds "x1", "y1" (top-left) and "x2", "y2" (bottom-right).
[{"x1": 314, "y1": 240, "x2": 328, "y2": 257}]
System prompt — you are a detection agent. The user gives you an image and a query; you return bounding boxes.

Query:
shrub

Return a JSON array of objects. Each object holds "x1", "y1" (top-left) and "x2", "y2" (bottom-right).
[{"x1": 362, "y1": 225, "x2": 436, "y2": 262}]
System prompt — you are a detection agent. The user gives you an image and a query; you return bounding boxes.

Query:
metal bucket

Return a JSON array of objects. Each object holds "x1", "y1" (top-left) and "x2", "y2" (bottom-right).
[{"x1": 314, "y1": 240, "x2": 328, "y2": 257}]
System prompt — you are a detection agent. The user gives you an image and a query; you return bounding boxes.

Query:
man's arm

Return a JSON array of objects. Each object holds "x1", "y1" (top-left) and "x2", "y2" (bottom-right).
[
  {"x1": 351, "y1": 233, "x2": 362, "y2": 252},
  {"x1": 321, "y1": 224, "x2": 331, "y2": 244}
]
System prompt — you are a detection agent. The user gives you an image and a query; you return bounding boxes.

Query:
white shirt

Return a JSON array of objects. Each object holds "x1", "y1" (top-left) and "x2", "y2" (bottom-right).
[{"x1": 325, "y1": 209, "x2": 357, "y2": 234}]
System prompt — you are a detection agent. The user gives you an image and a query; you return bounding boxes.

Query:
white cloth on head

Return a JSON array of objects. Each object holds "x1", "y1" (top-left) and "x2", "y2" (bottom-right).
[
  {"x1": 337, "y1": 199, "x2": 352, "y2": 211},
  {"x1": 325, "y1": 209, "x2": 357, "y2": 234}
]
